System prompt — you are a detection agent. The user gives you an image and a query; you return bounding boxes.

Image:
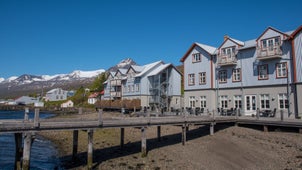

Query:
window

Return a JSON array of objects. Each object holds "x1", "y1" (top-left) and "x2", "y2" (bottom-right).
[
  {"x1": 189, "y1": 96, "x2": 196, "y2": 108},
  {"x1": 188, "y1": 74, "x2": 195, "y2": 85},
  {"x1": 222, "y1": 46, "x2": 236, "y2": 55},
  {"x1": 135, "y1": 84, "x2": 140, "y2": 92},
  {"x1": 261, "y1": 36, "x2": 281, "y2": 50},
  {"x1": 131, "y1": 85, "x2": 134, "y2": 92},
  {"x1": 219, "y1": 96, "x2": 228, "y2": 108},
  {"x1": 232, "y1": 69, "x2": 241, "y2": 82},
  {"x1": 276, "y1": 62, "x2": 287, "y2": 78},
  {"x1": 234, "y1": 95, "x2": 242, "y2": 109},
  {"x1": 199, "y1": 72, "x2": 206, "y2": 84},
  {"x1": 219, "y1": 70, "x2": 227, "y2": 83},
  {"x1": 260, "y1": 94, "x2": 270, "y2": 109},
  {"x1": 258, "y1": 64, "x2": 268, "y2": 80},
  {"x1": 127, "y1": 85, "x2": 130, "y2": 93},
  {"x1": 200, "y1": 96, "x2": 206, "y2": 108},
  {"x1": 192, "y1": 53, "x2": 201, "y2": 62},
  {"x1": 278, "y1": 93, "x2": 289, "y2": 109}
]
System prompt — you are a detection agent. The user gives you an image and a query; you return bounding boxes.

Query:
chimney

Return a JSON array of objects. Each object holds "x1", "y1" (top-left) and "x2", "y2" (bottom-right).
[{"x1": 224, "y1": 35, "x2": 229, "y2": 41}]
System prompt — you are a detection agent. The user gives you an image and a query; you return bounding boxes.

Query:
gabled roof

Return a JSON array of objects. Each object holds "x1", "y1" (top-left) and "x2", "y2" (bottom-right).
[
  {"x1": 290, "y1": 25, "x2": 302, "y2": 39},
  {"x1": 180, "y1": 42, "x2": 217, "y2": 62},
  {"x1": 135, "y1": 61, "x2": 163, "y2": 77},
  {"x1": 114, "y1": 68, "x2": 127, "y2": 76},
  {"x1": 126, "y1": 65, "x2": 144, "y2": 74},
  {"x1": 217, "y1": 36, "x2": 244, "y2": 50},
  {"x1": 131, "y1": 65, "x2": 144, "y2": 72},
  {"x1": 256, "y1": 26, "x2": 290, "y2": 41},
  {"x1": 147, "y1": 63, "x2": 182, "y2": 77},
  {"x1": 228, "y1": 37, "x2": 244, "y2": 46},
  {"x1": 238, "y1": 39, "x2": 256, "y2": 50}
]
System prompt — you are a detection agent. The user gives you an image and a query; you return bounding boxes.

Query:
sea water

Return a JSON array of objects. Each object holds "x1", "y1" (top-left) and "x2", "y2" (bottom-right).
[{"x1": 0, "y1": 110, "x2": 62, "y2": 169}]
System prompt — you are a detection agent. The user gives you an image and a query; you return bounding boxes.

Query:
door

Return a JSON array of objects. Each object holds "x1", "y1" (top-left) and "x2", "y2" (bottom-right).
[{"x1": 245, "y1": 95, "x2": 257, "y2": 115}]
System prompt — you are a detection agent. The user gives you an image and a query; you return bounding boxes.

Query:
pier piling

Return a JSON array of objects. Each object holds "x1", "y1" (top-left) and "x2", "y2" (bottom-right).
[
  {"x1": 87, "y1": 129, "x2": 94, "y2": 170},
  {"x1": 182, "y1": 124, "x2": 186, "y2": 145},
  {"x1": 157, "y1": 126, "x2": 161, "y2": 142},
  {"x1": 120, "y1": 128, "x2": 125, "y2": 149},
  {"x1": 72, "y1": 130, "x2": 79, "y2": 161},
  {"x1": 22, "y1": 132, "x2": 33, "y2": 170},
  {"x1": 14, "y1": 133, "x2": 22, "y2": 170},
  {"x1": 141, "y1": 127, "x2": 147, "y2": 157}
]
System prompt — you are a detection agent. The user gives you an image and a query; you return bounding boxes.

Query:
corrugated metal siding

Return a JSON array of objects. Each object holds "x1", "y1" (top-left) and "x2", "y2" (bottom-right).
[{"x1": 294, "y1": 31, "x2": 302, "y2": 82}]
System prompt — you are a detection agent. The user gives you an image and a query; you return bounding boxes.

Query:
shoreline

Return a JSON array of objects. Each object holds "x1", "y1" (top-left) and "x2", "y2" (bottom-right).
[{"x1": 39, "y1": 111, "x2": 302, "y2": 170}]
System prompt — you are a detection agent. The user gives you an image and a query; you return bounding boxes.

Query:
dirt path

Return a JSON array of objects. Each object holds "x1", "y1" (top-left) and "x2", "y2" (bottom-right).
[{"x1": 40, "y1": 112, "x2": 302, "y2": 170}]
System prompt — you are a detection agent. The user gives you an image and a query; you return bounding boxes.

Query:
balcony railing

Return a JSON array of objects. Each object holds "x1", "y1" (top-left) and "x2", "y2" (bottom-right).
[
  {"x1": 217, "y1": 53, "x2": 237, "y2": 66},
  {"x1": 110, "y1": 79, "x2": 122, "y2": 86},
  {"x1": 110, "y1": 91, "x2": 122, "y2": 98},
  {"x1": 257, "y1": 45, "x2": 282, "y2": 60}
]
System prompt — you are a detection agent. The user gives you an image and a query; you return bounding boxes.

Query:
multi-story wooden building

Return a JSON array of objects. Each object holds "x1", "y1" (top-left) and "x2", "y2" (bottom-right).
[
  {"x1": 103, "y1": 61, "x2": 182, "y2": 110},
  {"x1": 181, "y1": 25, "x2": 302, "y2": 118}
]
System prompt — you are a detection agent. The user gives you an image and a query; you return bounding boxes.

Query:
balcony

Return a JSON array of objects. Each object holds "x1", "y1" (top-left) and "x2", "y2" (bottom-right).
[
  {"x1": 257, "y1": 45, "x2": 282, "y2": 60},
  {"x1": 110, "y1": 79, "x2": 122, "y2": 86},
  {"x1": 217, "y1": 53, "x2": 237, "y2": 66},
  {"x1": 110, "y1": 91, "x2": 122, "y2": 98}
]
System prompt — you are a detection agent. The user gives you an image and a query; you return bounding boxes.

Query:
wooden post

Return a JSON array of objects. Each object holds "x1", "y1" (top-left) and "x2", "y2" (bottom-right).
[
  {"x1": 72, "y1": 130, "x2": 79, "y2": 161},
  {"x1": 210, "y1": 123, "x2": 214, "y2": 136},
  {"x1": 24, "y1": 107, "x2": 29, "y2": 121},
  {"x1": 22, "y1": 132, "x2": 33, "y2": 170},
  {"x1": 263, "y1": 125, "x2": 268, "y2": 132},
  {"x1": 182, "y1": 124, "x2": 186, "y2": 145},
  {"x1": 34, "y1": 108, "x2": 40, "y2": 128},
  {"x1": 120, "y1": 128, "x2": 125, "y2": 149},
  {"x1": 98, "y1": 109, "x2": 103, "y2": 126},
  {"x1": 87, "y1": 129, "x2": 94, "y2": 170},
  {"x1": 256, "y1": 108, "x2": 260, "y2": 120},
  {"x1": 141, "y1": 127, "x2": 147, "y2": 157},
  {"x1": 157, "y1": 126, "x2": 161, "y2": 142},
  {"x1": 14, "y1": 133, "x2": 22, "y2": 170},
  {"x1": 281, "y1": 110, "x2": 284, "y2": 121}
]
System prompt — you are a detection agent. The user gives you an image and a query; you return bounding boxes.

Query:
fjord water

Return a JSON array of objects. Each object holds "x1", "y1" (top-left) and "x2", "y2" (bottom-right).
[{"x1": 0, "y1": 110, "x2": 62, "y2": 169}]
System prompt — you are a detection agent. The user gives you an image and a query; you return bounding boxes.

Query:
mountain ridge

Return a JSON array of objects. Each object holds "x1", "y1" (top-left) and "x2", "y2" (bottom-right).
[{"x1": 0, "y1": 58, "x2": 136, "y2": 98}]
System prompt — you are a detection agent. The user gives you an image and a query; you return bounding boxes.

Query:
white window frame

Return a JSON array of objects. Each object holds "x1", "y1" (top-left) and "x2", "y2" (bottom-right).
[
  {"x1": 232, "y1": 68, "x2": 241, "y2": 82},
  {"x1": 200, "y1": 96, "x2": 206, "y2": 108},
  {"x1": 276, "y1": 62, "x2": 287, "y2": 78},
  {"x1": 234, "y1": 95, "x2": 242, "y2": 109},
  {"x1": 278, "y1": 93, "x2": 289, "y2": 109},
  {"x1": 219, "y1": 95, "x2": 228, "y2": 108},
  {"x1": 188, "y1": 74, "x2": 195, "y2": 85},
  {"x1": 189, "y1": 96, "x2": 196, "y2": 108},
  {"x1": 260, "y1": 94, "x2": 270, "y2": 109},
  {"x1": 192, "y1": 53, "x2": 201, "y2": 63},
  {"x1": 199, "y1": 72, "x2": 206, "y2": 84}
]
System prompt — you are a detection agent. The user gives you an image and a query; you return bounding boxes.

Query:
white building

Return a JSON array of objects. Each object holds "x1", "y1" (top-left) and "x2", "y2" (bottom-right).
[
  {"x1": 45, "y1": 88, "x2": 68, "y2": 101},
  {"x1": 61, "y1": 100, "x2": 74, "y2": 108}
]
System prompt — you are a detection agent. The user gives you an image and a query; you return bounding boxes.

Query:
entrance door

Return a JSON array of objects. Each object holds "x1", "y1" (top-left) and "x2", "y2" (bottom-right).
[{"x1": 245, "y1": 95, "x2": 257, "y2": 115}]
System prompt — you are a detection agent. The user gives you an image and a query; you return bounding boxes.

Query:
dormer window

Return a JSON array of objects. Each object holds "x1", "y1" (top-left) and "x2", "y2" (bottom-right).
[
  {"x1": 192, "y1": 53, "x2": 201, "y2": 63},
  {"x1": 222, "y1": 46, "x2": 236, "y2": 56},
  {"x1": 261, "y1": 36, "x2": 280, "y2": 50}
]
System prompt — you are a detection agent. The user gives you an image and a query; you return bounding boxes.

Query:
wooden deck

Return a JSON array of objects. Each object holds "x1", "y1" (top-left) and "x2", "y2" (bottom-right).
[{"x1": 1, "y1": 109, "x2": 302, "y2": 170}]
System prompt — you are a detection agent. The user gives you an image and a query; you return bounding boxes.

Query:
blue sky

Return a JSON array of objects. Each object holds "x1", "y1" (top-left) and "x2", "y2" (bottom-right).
[{"x1": 0, "y1": 0, "x2": 301, "y2": 79}]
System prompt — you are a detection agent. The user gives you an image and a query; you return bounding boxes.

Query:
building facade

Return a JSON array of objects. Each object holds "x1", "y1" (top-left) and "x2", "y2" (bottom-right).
[
  {"x1": 45, "y1": 88, "x2": 68, "y2": 101},
  {"x1": 181, "y1": 26, "x2": 302, "y2": 118},
  {"x1": 103, "y1": 61, "x2": 182, "y2": 110}
]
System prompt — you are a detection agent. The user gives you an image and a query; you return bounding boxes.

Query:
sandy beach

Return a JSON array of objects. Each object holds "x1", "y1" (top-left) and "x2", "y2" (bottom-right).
[{"x1": 39, "y1": 111, "x2": 302, "y2": 170}]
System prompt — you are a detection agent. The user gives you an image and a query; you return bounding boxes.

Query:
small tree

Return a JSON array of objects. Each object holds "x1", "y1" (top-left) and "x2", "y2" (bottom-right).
[{"x1": 90, "y1": 72, "x2": 107, "y2": 92}]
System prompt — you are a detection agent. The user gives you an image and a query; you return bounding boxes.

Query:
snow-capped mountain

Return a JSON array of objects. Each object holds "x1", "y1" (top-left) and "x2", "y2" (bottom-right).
[
  {"x1": 0, "y1": 69, "x2": 105, "y2": 98},
  {"x1": 0, "y1": 69, "x2": 105, "y2": 85},
  {"x1": 108, "y1": 58, "x2": 137, "y2": 72}
]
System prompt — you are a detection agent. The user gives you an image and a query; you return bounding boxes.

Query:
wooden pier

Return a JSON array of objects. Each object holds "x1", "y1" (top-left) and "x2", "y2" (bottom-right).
[{"x1": 1, "y1": 108, "x2": 302, "y2": 169}]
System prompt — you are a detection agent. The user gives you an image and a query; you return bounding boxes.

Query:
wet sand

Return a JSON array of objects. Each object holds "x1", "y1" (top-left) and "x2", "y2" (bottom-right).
[{"x1": 39, "y1": 111, "x2": 302, "y2": 170}]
